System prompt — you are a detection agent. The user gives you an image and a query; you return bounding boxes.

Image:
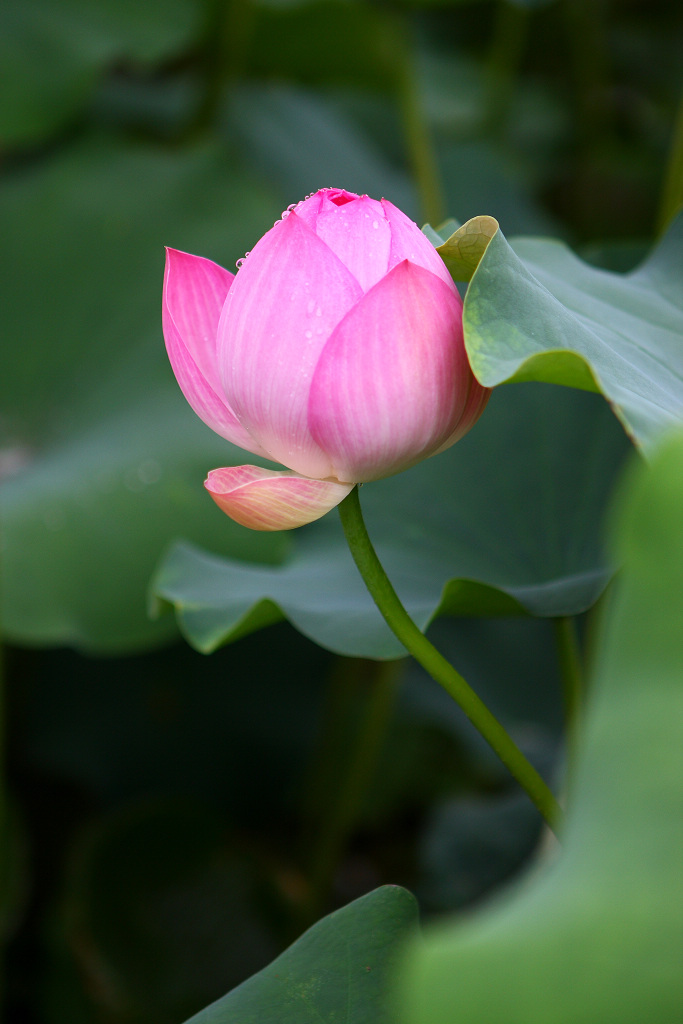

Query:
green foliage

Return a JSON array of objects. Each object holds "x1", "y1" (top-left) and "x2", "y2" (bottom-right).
[
  {"x1": 0, "y1": 0, "x2": 203, "y2": 147},
  {"x1": 184, "y1": 886, "x2": 419, "y2": 1024},
  {"x1": 456, "y1": 214, "x2": 683, "y2": 452},
  {"x1": 0, "y1": 137, "x2": 287, "y2": 652},
  {"x1": 400, "y1": 427, "x2": 683, "y2": 1024},
  {"x1": 2, "y1": 0, "x2": 682, "y2": 1018},
  {"x1": 153, "y1": 382, "x2": 630, "y2": 657}
]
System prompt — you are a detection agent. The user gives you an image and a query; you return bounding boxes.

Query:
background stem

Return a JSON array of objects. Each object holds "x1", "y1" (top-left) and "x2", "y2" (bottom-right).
[
  {"x1": 395, "y1": 17, "x2": 445, "y2": 227},
  {"x1": 484, "y1": 1, "x2": 529, "y2": 138},
  {"x1": 300, "y1": 658, "x2": 401, "y2": 927},
  {"x1": 338, "y1": 487, "x2": 563, "y2": 834},
  {"x1": 658, "y1": 83, "x2": 683, "y2": 234}
]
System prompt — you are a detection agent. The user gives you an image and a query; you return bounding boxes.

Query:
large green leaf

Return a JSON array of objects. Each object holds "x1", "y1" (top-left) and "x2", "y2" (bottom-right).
[
  {"x1": 0, "y1": 137, "x2": 287, "y2": 652},
  {"x1": 153, "y1": 382, "x2": 631, "y2": 659},
  {"x1": 184, "y1": 885, "x2": 418, "y2": 1024},
  {"x1": 400, "y1": 426, "x2": 683, "y2": 1024},
  {"x1": 0, "y1": 0, "x2": 203, "y2": 148},
  {"x1": 447, "y1": 214, "x2": 683, "y2": 451}
]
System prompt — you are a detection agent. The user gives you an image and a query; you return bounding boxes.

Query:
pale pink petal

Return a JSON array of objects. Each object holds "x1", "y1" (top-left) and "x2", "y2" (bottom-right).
[
  {"x1": 308, "y1": 261, "x2": 473, "y2": 482},
  {"x1": 218, "y1": 211, "x2": 363, "y2": 480},
  {"x1": 382, "y1": 199, "x2": 457, "y2": 292},
  {"x1": 163, "y1": 249, "x2": 269, "y2": 457},
  {"x1": 314, "y1": 192, "x2": 391, "y2": 292},
  {"x1": 205, "y1": 465, "x2": 353, "y2": 531}
]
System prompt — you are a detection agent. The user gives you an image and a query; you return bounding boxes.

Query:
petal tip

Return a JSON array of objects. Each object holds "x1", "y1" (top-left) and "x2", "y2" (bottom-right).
[{"x1": 205, "y1": 466, "x2": 353, "y2": 531}]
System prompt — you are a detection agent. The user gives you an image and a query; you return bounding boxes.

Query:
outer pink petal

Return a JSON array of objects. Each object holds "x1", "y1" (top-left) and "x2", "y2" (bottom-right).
[
  {"x1": 314, "y1": 192, "x2": 391, "y2": 292},
  {"x1": 382, "y1": 199, "x2": 457, "y2": 292},
  {"x1": 205, "y1": 466, "x2": 353, "y2": 531},
  {"x1": 218, "y1": 210, "x2": 363, "y2": 480},
  {"x1": 308, "y1": 260, "x2": 475, "y2": 483},
  {"x1": 432, "y1": 373, "x2": 491, "y2": 455},
  {"x1": 163, "y1": 249, "x2": 269, "y2": 458}
]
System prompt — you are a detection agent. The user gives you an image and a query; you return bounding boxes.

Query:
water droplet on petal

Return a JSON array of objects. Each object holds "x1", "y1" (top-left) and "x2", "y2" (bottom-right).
[
  {"x1": 305, "y1": 330, "x2": 313, "y2": 339},
  {"x1": 306, "y1": 298, "x2": 316, "y2": 315},
  {"x1": 372, "y1": 221, "x2": 379, "y2": 229}
]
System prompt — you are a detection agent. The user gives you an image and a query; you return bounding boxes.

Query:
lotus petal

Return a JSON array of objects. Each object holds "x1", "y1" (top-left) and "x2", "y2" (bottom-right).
[
  {"x1": 163, "y1": 249, "x2": 268, "y2": 456},
  {"x1": 308, "y1": 261, "x2": 473, "y2": 482},
  {"x1": 218, "y1": 211, "x2": 363, "y2": 479},
  {"x1": 205, "y1": 465, "x2": 354, "y2": 531}
]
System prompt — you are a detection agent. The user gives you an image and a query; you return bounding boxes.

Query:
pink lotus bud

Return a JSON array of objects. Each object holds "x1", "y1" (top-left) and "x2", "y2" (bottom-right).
[{"x1": 163, "y1": 189, "x2": 490, "y2": 530}]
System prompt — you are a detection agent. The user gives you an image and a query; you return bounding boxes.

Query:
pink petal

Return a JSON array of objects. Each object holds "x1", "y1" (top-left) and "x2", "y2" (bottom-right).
[
  {"x1": 218, "y1": 211, "x2": 363, "y2": 480},
  {"x1": 205, "y1": 465, "x2": 353, "y2": 531},
  {"x1": 432, "y1": 373, "x2": 491, "y2": 455},
  {"x1": 308, "y1": 260, "x2": 474, "y2": 482},
  {"x1": 314, "y1": 192, "x2": 391, "y2": 292},
  {"x1": 163, "y1": 249, "x2": 269, "y2": 457},
  {"x1": 289, "y1": 190, "x2": 327, "y2": 229},
  {"x1": 382, "y1": 199, "x2": 457, "y2": 292}
]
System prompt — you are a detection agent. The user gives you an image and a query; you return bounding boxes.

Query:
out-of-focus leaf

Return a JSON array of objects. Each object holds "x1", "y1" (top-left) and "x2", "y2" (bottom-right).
[
  {"x1": 461, "y1": 213, "x2": 683, "y2": 451},
  {"x1": 184, "y1": 885, "x2": 418, "y2": 1024},
  {"x1": 419, "y1": 792, "x2": 543, "y2": 912},
  {"x1": 0, "y1": 137, "x2": 287, "y2": 653},
  {"x1": 60, "y1": 800, "x2": 278, "y2": 1024},
  {"x1": 153, "y1": 383, "x2": 631, "y2": 659},
  {"x1": 401, "y1": 427, "x2": 683, "y2": 1024},
  {"x1": 248, "y1": 1, "x2": 398, "y2": 91},
  {"x1": 226, "y1": 84, "x2": 417, "y2": 218},
  {"x1": 436, "y1": 140, "x2": 561, "y2": 236},
  {"x1": 0, "y1": 0, "x2": 203, "y2": 148}
]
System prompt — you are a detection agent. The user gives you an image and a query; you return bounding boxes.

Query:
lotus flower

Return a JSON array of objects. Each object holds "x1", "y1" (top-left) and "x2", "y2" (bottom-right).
[{"x1": 163, "y1": 188, "x2": 490, "y2": 530}]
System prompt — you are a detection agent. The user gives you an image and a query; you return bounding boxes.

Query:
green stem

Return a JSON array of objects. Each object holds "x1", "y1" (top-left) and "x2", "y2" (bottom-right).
[
  {"x1": 483, "y1": 1, "x2": 530, "y2": 138},
  {"x1": 184, "y1": 0, "x2": 255, "y2": 139},
  {"x1": 301, "y1": 658, "x2": 401, "y2": 926},
  {"x1": 338, "y1": 487, "x2": 563, "y2": 834},
  {"x1": 658, "y1": 83, "x2": 683, "y2": 235},
  {"x1": 554, "y1": 616, "x2": 583, "y2": 727},
  {"x1": 562, "y1": 0, "x2": 612, "y2": 151},
  {"x1": 395, "y1": 17, "x2": 445, "y2": 228}
]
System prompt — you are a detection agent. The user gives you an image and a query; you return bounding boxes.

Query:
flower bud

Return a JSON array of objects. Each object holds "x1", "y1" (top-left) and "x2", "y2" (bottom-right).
[{"x1": 163, "y1": 188, "x2": 489, "y2": 529}]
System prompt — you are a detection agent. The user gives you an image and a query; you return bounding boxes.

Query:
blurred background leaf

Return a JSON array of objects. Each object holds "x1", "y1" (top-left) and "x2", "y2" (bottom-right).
[
  {"x1": 400, "y1": 424, "x2": 683, "y2": 1024},
  {"x1": 0, "y1": 0, "x2": 205, "y2": 148},
  {"x1": 0, "y1": 136, "x2": 289, "y2": 652}
]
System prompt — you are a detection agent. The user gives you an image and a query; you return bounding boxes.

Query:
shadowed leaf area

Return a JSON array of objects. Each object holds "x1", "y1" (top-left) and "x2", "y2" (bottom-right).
[{"x1": 400, "y1": 427, "x2": 683, "y2": 1024}]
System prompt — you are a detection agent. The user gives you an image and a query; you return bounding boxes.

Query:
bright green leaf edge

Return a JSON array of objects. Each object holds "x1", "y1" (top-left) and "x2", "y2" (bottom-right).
[
  {"x1": 400, "y1": 426, "x2": 683, "y2": 1024},
  {"x1": 184, "y1": 885, "x2": 419, "y2": 1024},
  {"x1": 439, "y1": 213, "x2": 683, "y2": 453}
]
